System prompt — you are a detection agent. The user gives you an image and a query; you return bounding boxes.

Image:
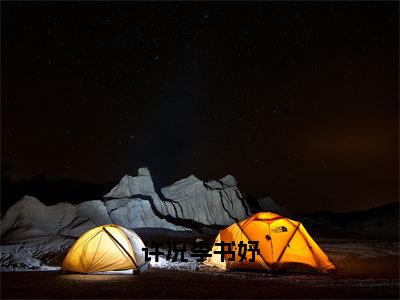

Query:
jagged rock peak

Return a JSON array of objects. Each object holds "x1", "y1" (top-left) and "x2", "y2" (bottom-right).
[
  {"x1": 104, "y1": 168, "x2": 250, "y2": 226},
  {"x1": 220, "y1": 175, "x2": 237, "y2": 187},
  {"x1": 104, "y1": 167, "x2": 155, "y2": 199},
  {"x1": 161, "y1": 174, "x2": 202, "y2": 191},
  {"x1": 1, "y1": 194, "x2": 185, "y2": 243},
  {"x1": 160, "y1": 173, "x2": 250, "y2": 225},
  {"x1": 1, "y1": 168, "x2": 254, "y2": 246},
  {"x1": 204, "y1": 175, "x2": 237, "y2": 189},
  {"x1": 137, "y1": 167, "x2": 151, "y2": 176}
]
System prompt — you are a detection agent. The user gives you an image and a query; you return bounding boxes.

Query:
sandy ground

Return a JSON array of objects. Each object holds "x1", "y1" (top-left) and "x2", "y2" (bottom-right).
[{"x1": 1, "y1": 238, "x2": 399, "y2": 299}]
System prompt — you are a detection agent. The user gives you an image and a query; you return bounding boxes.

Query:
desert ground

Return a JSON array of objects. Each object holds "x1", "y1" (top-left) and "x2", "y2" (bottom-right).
[{"x1": 1, "y1": 237, "x2": 398, "y2": 299}]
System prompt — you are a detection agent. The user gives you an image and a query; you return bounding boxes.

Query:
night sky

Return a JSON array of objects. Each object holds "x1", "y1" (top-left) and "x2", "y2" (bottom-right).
[{"x1": 2, "y1": 2, "x2": 398, "y2": 213}]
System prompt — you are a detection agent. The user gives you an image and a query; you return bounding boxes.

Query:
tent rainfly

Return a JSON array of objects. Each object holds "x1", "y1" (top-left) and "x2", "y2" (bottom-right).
[
  {"x1": 62, "y1": 224, "x2": 148, "y2": 274},
  {"x1": 205, "y1": 212, "x2": 337, "y2": 273}
]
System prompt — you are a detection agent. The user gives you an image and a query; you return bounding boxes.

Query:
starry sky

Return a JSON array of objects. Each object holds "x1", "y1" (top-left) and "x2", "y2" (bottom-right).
[{"x1": 2, "y1": 2, "x2": 398, "y2": 212}]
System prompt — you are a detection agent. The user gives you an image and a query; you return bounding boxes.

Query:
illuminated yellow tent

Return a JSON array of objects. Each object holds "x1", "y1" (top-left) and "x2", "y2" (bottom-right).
[
  {"x1": 205, "y1": 212, "x2": 336, "y2": 273},
  {"x1": 62, "y1": 224, "x2": 148, "y2": 274}
]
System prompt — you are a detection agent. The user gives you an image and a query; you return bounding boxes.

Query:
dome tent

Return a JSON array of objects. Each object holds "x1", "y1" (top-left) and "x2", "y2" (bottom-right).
[
  {"x1": 62, "y1": 224, "x2": 148, "y2": 274},
  {"x1": 205, "y1": 212, "x2": 336, "y2": 273}
]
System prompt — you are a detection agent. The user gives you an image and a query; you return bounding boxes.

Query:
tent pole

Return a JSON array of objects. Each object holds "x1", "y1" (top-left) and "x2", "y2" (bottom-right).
[
  {"x1": 272, "y1": 221, "x2": 301, "y2": 270},
  {"x1": 236, "y1": 222, "x2": 271, "y2": 269},
  {"x1": 103, "y1": 227, "x2": 140, "y2": 274}
]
